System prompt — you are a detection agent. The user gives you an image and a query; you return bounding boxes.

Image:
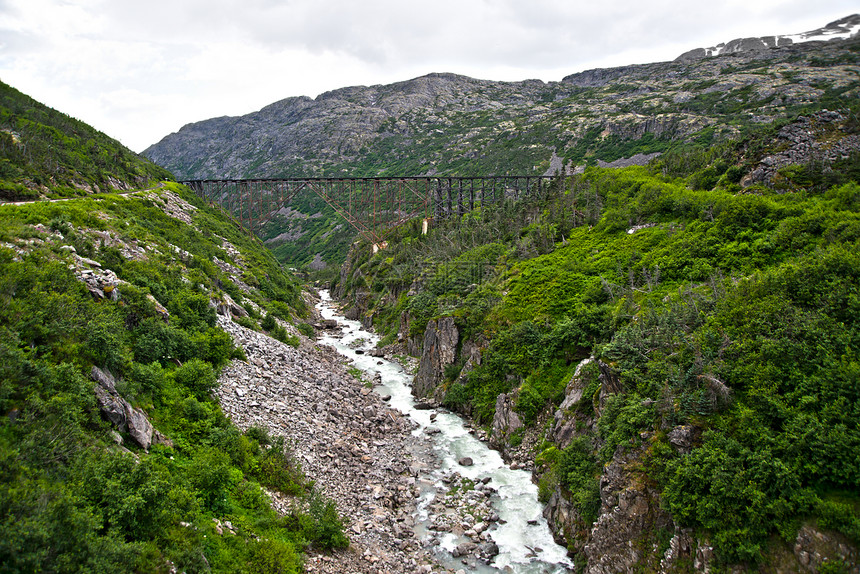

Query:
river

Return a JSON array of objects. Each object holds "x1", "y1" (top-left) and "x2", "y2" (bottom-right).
[{"x1": 317, "y1": 290, "x2": 573, "y2": 573}]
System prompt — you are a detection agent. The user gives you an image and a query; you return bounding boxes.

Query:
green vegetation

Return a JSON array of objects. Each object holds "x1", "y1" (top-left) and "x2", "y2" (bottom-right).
[
  {"x1": 0, "y1": 81, "x2": 172, "y2": 201},
  {"x1": 337, "y1": 115, "x2": 860, "y2": 567}
]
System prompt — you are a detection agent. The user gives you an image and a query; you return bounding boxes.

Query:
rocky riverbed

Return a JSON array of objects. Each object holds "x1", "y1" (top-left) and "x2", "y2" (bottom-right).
[
  {"x1": 215, "y1": 313, "x2": 438, "y2": 574},
  {"x1": 214, "y1": 295, "x2": 575, "y2": 574}
]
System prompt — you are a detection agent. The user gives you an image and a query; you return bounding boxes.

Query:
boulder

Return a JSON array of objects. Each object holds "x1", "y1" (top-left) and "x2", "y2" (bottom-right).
[
  {"x1": 667, "y1": 425, "x2": 696, "y2": 454},
  {"x1": 124, "y1": 403, "x2": 154, "y2": 451}
]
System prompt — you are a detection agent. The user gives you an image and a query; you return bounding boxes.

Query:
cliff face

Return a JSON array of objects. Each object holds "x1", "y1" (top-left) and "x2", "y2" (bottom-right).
[
  {"x1": 144, "y1": 34, "x2": 860, "y2": 182},
  {"x1": 411, "y1": 316, "x2": 458, "y2": 399}
]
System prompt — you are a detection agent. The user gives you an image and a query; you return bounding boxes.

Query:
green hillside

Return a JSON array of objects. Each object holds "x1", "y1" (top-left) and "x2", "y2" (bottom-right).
[
  {"x1": 0, "y1": 80, "x2": 172, "y2": 201},
  {"x1": 334, "y1": 117, "x2": 860, "y2": 571}
]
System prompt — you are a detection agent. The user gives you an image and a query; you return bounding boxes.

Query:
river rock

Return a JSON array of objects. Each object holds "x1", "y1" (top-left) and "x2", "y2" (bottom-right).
[{"x1": 452, "y1": 541, "x2": 477, "y2": 557}]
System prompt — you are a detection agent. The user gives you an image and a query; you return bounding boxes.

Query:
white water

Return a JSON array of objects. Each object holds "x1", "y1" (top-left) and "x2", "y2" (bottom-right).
[{"x1": 317, "y1": 291, "x2": 573, "y2": 573}]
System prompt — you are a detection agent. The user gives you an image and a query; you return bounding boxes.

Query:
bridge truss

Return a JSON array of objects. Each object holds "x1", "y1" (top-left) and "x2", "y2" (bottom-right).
[{"x1": 182, "y1": 176, "x2": 554, "y2": 243}]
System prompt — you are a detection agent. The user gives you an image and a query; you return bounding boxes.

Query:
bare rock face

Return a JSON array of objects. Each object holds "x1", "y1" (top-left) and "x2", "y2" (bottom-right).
[
  {"x1": 743, "y1": 110, "x2": 860, "y2": 188},
  {"x1": 489, "y1": 393, "x2": 523, "y2": 451},
  {"x1": 398, "y1": 311, "x2": 423, "y2": 357},
  {"x1": 543, "y1": 488, "x2": 584, "y2": 554},
  {"x1": 411, "y1": 316, "x2": 458, "y2": 399},
  {"x1": 123, "y1": 403, "x2": 154, "y2": 451},
  {"x1": 667, "y1": 424, "x2": 697, "y2": 454},
  {"x1": 213, "y1": 293, "x2": 248, "y2": 318},
  {"x1": 550, "y1": 357, "x2": 598, "y2": 449},
  {"x1": 583, "y1": 443, "x2": 676, "y2": 574},
  {"x1": 793, "y1": 525, "x2": 858, "y2": 572}
]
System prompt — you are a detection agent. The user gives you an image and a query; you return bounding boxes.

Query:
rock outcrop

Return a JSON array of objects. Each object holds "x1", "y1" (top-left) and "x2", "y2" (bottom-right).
[
  {"x1": 489, "y1": 393, "x2": 523, "y2": 452},
  {"x1": 91, "y1": 366, "x2": 157, "y2": 451},
  {"x1": 743, "y1": 110, "x2": 860, "y2": 188},
  {"x1": 582, "y1": 441, "x2": 676, "y2": 573},
  {"x1": 411, "y1": 316, "x2": 458, "y2": 399},
  {"x1": 677, "y1": 14, "x2": 860, "y2": 61}
]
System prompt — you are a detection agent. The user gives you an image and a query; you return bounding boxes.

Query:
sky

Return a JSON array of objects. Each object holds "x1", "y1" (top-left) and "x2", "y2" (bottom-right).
[{"x1": 0, "y1": 0, "x2": 857, "y2": 152}]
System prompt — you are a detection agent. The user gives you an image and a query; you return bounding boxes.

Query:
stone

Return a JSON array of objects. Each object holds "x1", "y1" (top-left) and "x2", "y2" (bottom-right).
[
  {"x1": 458, "y1": 457, "x2": 473, "y2": 467},
  {"x1": 667, "y1": 425, "x2": 695, "y2": 454},
  {"x1": 94, "y1": 383, "x2": 127, "y2": 429},
  {"x1": 91, "y1": 366, "x2": 156, "y2": 451},
  {"x1": 478, "y1": 542, "x2": 499, "y2": 558},
  {"x1": 452, "y1": 542, "x2": 477, "y2": 557},
  {"x1": 124, "y1": 403, "x2": 154, "y2": 451}
]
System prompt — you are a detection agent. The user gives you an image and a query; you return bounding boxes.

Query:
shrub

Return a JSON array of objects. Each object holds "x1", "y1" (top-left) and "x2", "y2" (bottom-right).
[
  {"x1": 304, "y1": 490, "x2": 349, "y2": 551},
  {"x1": 297, "y1": 322, "x2": 315, "y2": 338},
  {"x1": 256, "y1": 437, "x2": 304, "y2": 496},
  {"x1": 557, "y1": 437, "x2": 601, "y2": 525},
  {"x1": 168, "y1": 290, "x2": 215, "y2": 332},
  {"x1": 187, "y1": 447, "x2": 239, "y2": 515},
  {"x1": 172, "y1": 358, "x2": 218, "y2": 401},
  {"x1": 261, "y1": 313, "x2": 277, "y2": 331}
]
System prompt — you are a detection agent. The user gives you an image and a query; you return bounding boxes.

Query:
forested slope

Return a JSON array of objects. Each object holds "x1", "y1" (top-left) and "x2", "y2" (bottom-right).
[
  {"x1": 334, "y1": 113, "x2": 860, "y2": 572},
  {"x1": 0, "y1": 80, "x2": 172, "y2": 201}
]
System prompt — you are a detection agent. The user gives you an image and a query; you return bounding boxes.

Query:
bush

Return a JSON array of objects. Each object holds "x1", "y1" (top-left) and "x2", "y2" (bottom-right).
[
  {"x1": 172, "y1": 358, "x2": 218, "y2": 401},
  {"x1": 168, "y1": 290, "x2": 215, "y2": 332},
  {"x1": 191, "y1": 327, "x2": 235, "y2": 369},
  {"x1": 557, "y1": 437, "x2": 601, "y2": 525},
  {"x1": 256, "y1": 437, "x2": 304, "y2": 495},
  {"x1": 132, "y1": 317, "x2": 193, "y2": 365},
  {"x1": 303, "y1": 490, "x2": 349, "y2": 551},
  {"x1": 297, "y1": 322, "x2": 315, "y2": 338},
  {"x1": 261, "y1": 313, "x2": 277, "y2": 331},
  {"x1": 187, "y1": 447, "x2": 239, "y2": 515},
  {"x1": 83, "y1": 320, "x2": 129, "y2": 375},
  {"x1": 246, "y1": 539, "x2": 301, "y2": 574}
]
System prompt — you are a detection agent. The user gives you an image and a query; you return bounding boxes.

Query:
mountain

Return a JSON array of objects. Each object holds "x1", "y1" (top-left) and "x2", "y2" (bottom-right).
[
  {"x1": 144, "y1": 16, "x2": 860, "y2": 183},
  {"x1": 0, "y1": 80, "x2": 172, "y2": 201},
  {"x1": 677, "y1": 14, "x2": 860, "y2": 60},
  {"x1": 142, "y1": 17, "x2": 860, "y2": 270}
]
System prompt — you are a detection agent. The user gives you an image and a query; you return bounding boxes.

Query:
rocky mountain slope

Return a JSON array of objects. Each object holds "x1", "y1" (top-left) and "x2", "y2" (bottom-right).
[
  {"x1": 142, "y1": 16, "x2": 860, "y2": 271},
  {"x1": 677, "y1": 14, "x2": 860, "y2": 60},
  {"x1": 144, "y1": 16, "x2": 860, "y2": 183}
]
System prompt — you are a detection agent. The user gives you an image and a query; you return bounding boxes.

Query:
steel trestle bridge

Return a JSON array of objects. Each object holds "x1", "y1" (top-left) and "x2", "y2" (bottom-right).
[{"x1": 182, "y1": 176, "x2": 555, "y2": 243}]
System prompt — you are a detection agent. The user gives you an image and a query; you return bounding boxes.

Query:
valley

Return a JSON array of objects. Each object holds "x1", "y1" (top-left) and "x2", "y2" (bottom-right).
[{"x1": 1, "y1": 13, "x2": 859, "y2": 574}]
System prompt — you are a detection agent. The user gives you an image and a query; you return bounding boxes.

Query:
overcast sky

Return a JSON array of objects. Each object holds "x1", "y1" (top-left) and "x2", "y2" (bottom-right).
[{"x1": 0, "y1": 0, "x2": 857, "y2": 152}]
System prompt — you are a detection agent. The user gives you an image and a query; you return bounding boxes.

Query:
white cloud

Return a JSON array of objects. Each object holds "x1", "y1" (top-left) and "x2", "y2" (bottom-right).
[{"x1": 0, "y1": 0, "x2": 857, "y2": 152}]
